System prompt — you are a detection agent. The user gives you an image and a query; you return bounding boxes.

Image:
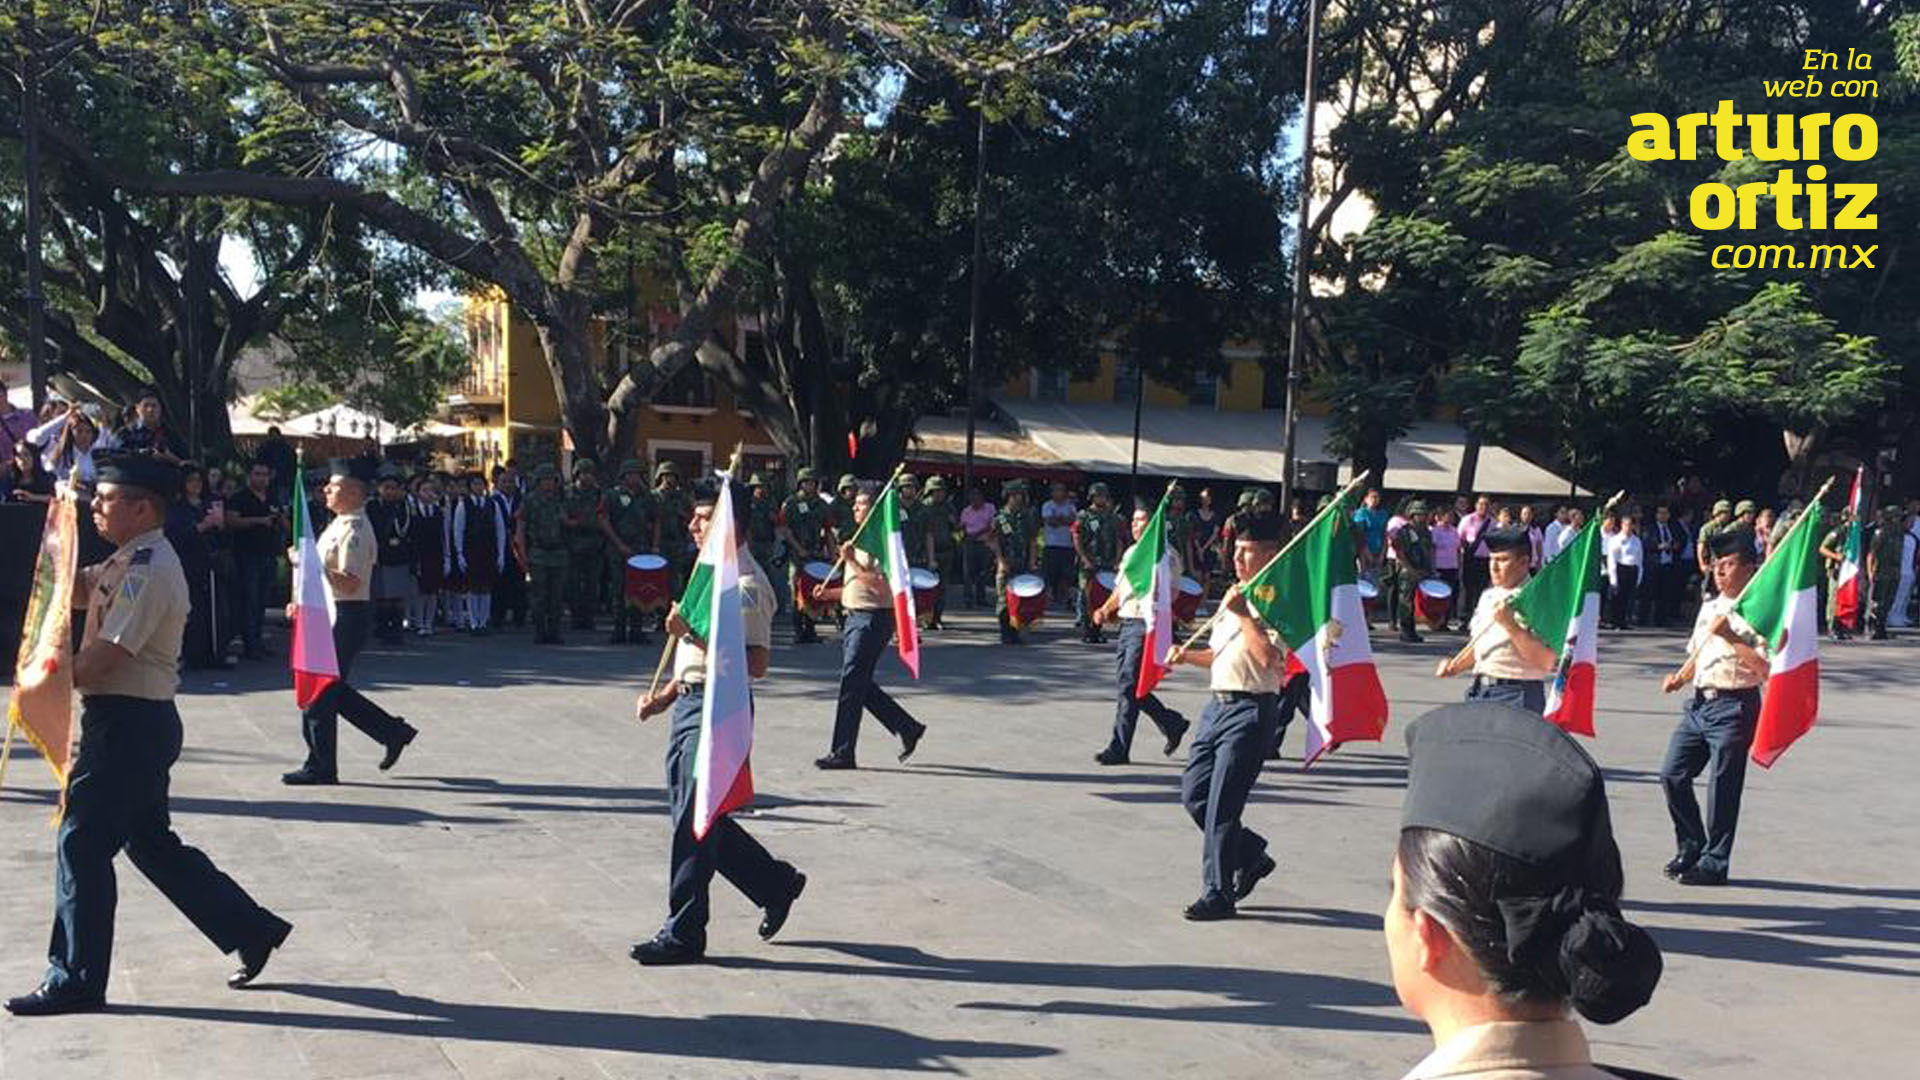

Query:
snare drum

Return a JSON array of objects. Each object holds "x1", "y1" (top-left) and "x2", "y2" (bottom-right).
[
  {"x1": 1007, "y1": 573, "x2": 1048, "y2": 629},
  {"x1": 910, "y1": 567, "x2": 942, "y2": 627},
  {"x1": 1173, "y1": 575, "x2": 1205, "y2": 622},
  {"x1": 624, "y1": 553, "x2": 671, "y2": 611},
  {"x1": 1415, "y1": 577, "x2": 1454, "y2": 629}
]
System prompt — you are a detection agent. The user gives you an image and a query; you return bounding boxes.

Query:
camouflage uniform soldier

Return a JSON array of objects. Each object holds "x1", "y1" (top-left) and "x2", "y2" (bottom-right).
[
  {"x1": 921, "y1": 477, "x2": 959, "y2": 630},
  {"x1": 562, "y1": 460, "x2": 607, "y2": 630},
  {"x1": 1390, "y1": 500, "x2": 1434, "y2": 644},
  {"x1": 1868, "y1": 506, "x2": 1905, "y2": 640},
  {"x1": 828, "y1": 473, "x2": 860, "y2": 548},
  {"x1": 991, "y1": 480, "x2": 1042, "y2": 645},
  {"x1": 1072, "y1": 482, "x2": 1123, "y2": 644},
  {"x1": 602, "y1": 459, "x2": 659, "y2": 644},
  {"x1": 1818, "y1": 509, "x2": 1852, "y2": 641},
  {"x1": 1695, "y1": 499, "x2": 1734, "y2": 598},
  {"x1": 516, "y1": 464, "x2": 571, "y2": 644},
  {"x1": 781, "y1": 467, "x2": 830, "y2": 644},
  {"x1": 1165, "y1": 483, "x2": 1195, "y2": 587},
  {"x1": 654, "y1": 461, "x2": 695, "y2": 612},
  {"x1": 748, "y1": 474, "x2": 786, "y2": 620}
]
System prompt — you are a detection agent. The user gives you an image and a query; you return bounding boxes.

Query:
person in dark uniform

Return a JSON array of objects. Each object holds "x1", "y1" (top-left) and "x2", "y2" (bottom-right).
[
  {"x1": 990, "y1": 479, "x2": 1041, "y2": 645},
  {"x1": 1658, "y1": 528, "x2": 1771, "y2": 887},
  {"x1": 1089, "y1": 496, "x2": 1190, "y2": 765},
  {"x1": 813, "y1": 486, "x2": 928, "y2": 770},
  {"x1": 1866, "y1": 506, "x2": 1905, "y2": 640},
  {"x1": 1434, "y1": 526, "x2": 1557, "y2": 713},
  {"x1": 409, "y1": 473, "x2": 448, "y2": 636},
  {"x1": 779, "y1": 467, "x2": 829, "y2": 644},
  {"x1": 746, "y1": 473, "x2": 786, "y2": 625},
  {"x1": 367, "y1": 465, "x2": 416, "y2": 646},
  {"x1": 1391, "y1": 500, "x2": 1434, "y2": 644},
  {"x1": 920, "y1": 476, "x2": 959, "y2": 631},
  {"x1": 631, "y1": 481, "x2": 806, "y2": 965},
  {"x1": 1388, "y1": 703, "x2": 1663, "y2": 1077},
  {"x1": 489, "y1": 467, "x2": 528, "y2": 630},
  {"x1": 1166, "y1": 512, "x2": 1287, "y2": 921},
  {"x1": 602, "y1": 459, "x2": 660, "y2": 644},
  {"x1": 827, "y1": 473, "x2": 859, "y2": 548},
  {"x1": 453, "y1": 472, "x2": 506, "y2": 636},
  {"x1": 281, "y1": 459, "x2": 420, "y2": 785},
  {"x1": 1072, "y1": 482, "x2": 1122, "y2": 644},
  {"x1": 6, "y1": 456, "x2": 292, "y2": 1016},
  {"x1": 562, "y1": 461, "x2": 606, "y2": 631}
]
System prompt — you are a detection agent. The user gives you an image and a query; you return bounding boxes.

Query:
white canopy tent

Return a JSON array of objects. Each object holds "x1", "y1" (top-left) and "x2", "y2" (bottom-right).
[{"x1": 274, "y1": 404, "x2": 465, "y2": 444}]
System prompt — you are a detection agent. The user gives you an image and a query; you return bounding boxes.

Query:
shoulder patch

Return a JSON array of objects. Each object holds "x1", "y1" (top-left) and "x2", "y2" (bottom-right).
[
  {"x1": 121, "y1": 574, "x2": 146, "y2": 602},
  {"x1": 130, "y1": 547, "x2": 154, "y2": 566}
]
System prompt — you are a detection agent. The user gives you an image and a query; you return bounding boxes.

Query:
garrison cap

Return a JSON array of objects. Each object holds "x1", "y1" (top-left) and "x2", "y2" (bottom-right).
[
  {"x1": 1482, "y1": 525, "x2": 1532, "y2": 554},
  {"x1": 1712, "y1": 499, "x2": 1733, "y2": 515},
  {"x1": 1734, "y1": 499, "x2": 1757, "y2": 516},
  {"x1": 1708, "y1": 527, "x2": 1758, "y2": 559},
  {"x1": 1402, "y1": 702, "x2": 1615, "y2": 872},
  {"x1": 328, "y1": 458, "x2": 377, "y2": 486},
  {"x1": 94, "y1": 453, "x2": 181, "y2": 500}
]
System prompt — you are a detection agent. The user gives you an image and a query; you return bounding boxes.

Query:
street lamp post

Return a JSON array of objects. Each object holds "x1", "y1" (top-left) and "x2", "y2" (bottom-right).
[
  {"x1": 962, "y1": 93, "x2": 989, "y2": 500},
  {"x1": 1279, "y1": 0, "x2": 1323, "y2": 515},
  {"x1": 20, "y1": 13, "x2": 50, "y2": 409}
]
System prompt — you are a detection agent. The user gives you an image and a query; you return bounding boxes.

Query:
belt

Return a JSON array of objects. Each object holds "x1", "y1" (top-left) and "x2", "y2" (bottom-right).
[
  {"x1": 1472, "y1": 675, "x2": 1540, "y2": 688},
  {"x1": 675, "y1": 681, "x2": 703, "y2": 698},
  {"x1": 1695, "y1": 686, "x2": 1760, "y2": 701},
  {"x1": 1212, "y1": 690, "x2": 1278, "y2": 704}
]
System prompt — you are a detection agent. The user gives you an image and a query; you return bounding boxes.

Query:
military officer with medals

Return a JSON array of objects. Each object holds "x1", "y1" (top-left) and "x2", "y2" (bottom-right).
[
  {"x1": 6, "y1": 456, "x2": 293, "y2": 1016},
  {"x1": 601, "y1": 459, "x2": 659, "y2": 644},
  {"x1": 990, "y1": 479, "x2": 1042, "y2": 645},
  {"x1": 779, "y1": 467, "x2": 830, "y2": 644},
  {"x1": 1434, "y1": 525, "x2": 1557, "y2": 713},
  {"x1": 1072, "y1": 481, "x2": 1122, "y2": 644}
]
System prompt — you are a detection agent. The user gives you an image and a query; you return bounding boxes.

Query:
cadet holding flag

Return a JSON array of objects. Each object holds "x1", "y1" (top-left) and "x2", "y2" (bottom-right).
[
  {"x1": 1434, "y1": 526, "x2": 1558, "y2": 713},
  {"x1": 813, "y1": 478, "x2": 927, "y2": 771},
  {"x1": 1089, "y1": 493, "x2": 1190, "y2": 765}
]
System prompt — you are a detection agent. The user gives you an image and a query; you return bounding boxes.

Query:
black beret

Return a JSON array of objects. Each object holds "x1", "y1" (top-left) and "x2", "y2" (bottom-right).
[
  {"x1": 1708, "y1": 527, "x2": 1758, "y2": 560},
  {"x1": 328, "y1": 458, "x2": 377, "y2": 485},
  {"x1": 1402, "y1": 702, "x2": 1613, "y2": 871},
  {"x1": 94, "y1": 453, "x2": 180, "y2": 500},
  {"x1": 1482, "y1": 525, "x2": 1532, "y2": 554}
]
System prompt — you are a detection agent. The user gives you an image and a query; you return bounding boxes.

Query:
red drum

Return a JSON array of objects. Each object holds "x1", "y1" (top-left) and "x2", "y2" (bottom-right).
[
  {"x1": 1173, "y1": 575, "x2": 1205, "y2": 622},
  {"x1": 796, "y1": 560, "x2": 842, "y2": 616},
  {"x1": 1416, "y1": 578, "x2": 1454, "y2": 630},
  {"x1": 1007, "y1": 573, "x2": 1048, "y2": 629},
  {"x1": 911, "y1": 567, "x2": 942, "y2": 627},
  {"x1": 624, "y1": 554, "x2": 671, "y2": 611},
  {"x1": 1086, "y1": 569, "x2": 1118, "y2": 612}
]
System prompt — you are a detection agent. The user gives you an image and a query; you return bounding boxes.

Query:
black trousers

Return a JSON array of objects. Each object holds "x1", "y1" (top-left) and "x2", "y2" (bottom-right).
[
  {"x1": 1462, "y1": 556, "x2": 1491, "y2": 619},
  {"x1": 1041, "y1": 545, "x2": 1077, "y2": 605},
  {"x1": 662, "y1": 693, "x2": 796, "y2": 951},
  {"x1": 1639, "y1": 561, "x2": 1680, "y2": 627},
  {"x1": 829, "y1": 609, "x2": 924, "y2": 759},
  {"x1": 301, "y1": 601, "x2": 410, "y2": 777},
  {"x1": 494, "y1": 558, "x2": 528, "y2": 627},
  {"x1": 1660, "y1": 688, "x2": 1761, "y2": 874},
  {"x1": 1106, "y1": 617, "x2": 1186, "y2": 757},
  {"x1": 1180, "y1": 693, "x2": 1279, "y2": 900},
  {"x1": 1609, "y1": 565, "x2": 1640, "y2": 627},
  {"x1": 44, "y1": 696, "x2": 289, "y2": 997}
]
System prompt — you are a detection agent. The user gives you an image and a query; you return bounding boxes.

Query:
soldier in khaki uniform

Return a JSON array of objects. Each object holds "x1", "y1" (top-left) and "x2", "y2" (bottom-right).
[{"x1": 6, "y1": 456, "x2": 292, "y2": 1016}]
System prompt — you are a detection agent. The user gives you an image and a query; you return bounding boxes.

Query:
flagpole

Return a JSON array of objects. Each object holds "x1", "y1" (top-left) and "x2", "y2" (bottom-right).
[{"x1": 1171, "y1": 469, "x2": 1373, "y2": 655}]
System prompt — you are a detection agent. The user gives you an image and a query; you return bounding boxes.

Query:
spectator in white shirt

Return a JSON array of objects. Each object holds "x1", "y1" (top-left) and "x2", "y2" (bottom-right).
[
  {"x1": 1541, "y1": 505, "x2": 1573, "y2": 561},
  {"x1": 1605, "y1": 514, "x2": 1645, "y2": 630}
]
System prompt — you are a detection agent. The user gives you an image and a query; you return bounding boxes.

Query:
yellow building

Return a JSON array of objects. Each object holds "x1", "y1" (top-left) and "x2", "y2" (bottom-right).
[
  {"x1": 447, "y1": 291, "x2": 786, "y2": 480},
  {"x1": 997, "y1": 343, "x2": 1284, "y2": 412}
]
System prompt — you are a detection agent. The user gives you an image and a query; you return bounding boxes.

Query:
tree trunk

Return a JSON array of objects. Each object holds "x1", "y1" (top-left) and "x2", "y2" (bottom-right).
[{"x1": 534, "y1": 307, "x2": 611, "y2": 465}]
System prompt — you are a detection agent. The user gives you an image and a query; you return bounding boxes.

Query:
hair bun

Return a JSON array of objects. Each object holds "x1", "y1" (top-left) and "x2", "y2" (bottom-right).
[{"x1": 1560, "y1": 909, "x2": 1663, "y2": 1024}]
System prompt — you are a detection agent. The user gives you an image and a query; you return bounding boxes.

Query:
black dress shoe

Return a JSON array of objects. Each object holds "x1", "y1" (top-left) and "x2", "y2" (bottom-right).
[
  {"x1": 1093, "y1": 747, "x2": 1129, "y2": 766},
  {"x1": 379, "y1": 723, "x2": 417, "y2": 772},
  {"x1": 631, "y1": 932, "x2": 705, "y2": 966},
  {"x1": 1663, "y1": 852, "x2": 1698, "y2": 880},
  {"x1": 4, "y1": 984, "x2": 105, "y2": 1016},
  {"x1": 1234, "y1": 854, "x2": 1278, "y2": 901},
  {"x1": 1162, "y1": 718, "x2": 1190, "y2": 758},
  {"x1": 1183, "y1": 893, "x2": 1237, "y2": 921},
  {"x1": 280, "y1": 769, "x2": 338, "y2": 786},
  {"x1": 1677, "y1": 865, "x2": 1729, "y2": 887},
  {"x1": 813, "y1": 754, "x2": 857, "y2": 771},
  {"x1": 760, "y1": 872, "x2": 807, "y2": 941},
  {"x1": 898, "y1": 725, "x2": 925, "y2": 763},
  {"x1": 229, "y1": 922, "x2": 293, "y2": 988}
]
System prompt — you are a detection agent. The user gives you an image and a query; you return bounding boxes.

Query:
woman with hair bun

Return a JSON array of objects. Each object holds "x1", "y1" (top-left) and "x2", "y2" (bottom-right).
[{"x1": 1387, "y1": 702, "x2": 1667, "y2": 1079}]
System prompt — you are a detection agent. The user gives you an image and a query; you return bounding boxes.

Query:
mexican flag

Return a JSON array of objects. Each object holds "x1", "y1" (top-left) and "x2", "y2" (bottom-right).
[
  {"x1": 5, "y1": 484, "x2": 78, "y2": 791},
  {"x1": 1241, "y1": 489, "x2": 1389, "y2": 765},
  {"x1": 289, "y1": 463, "x2": 340, "y2": 708},
  {"x1": 1734, "y1": 499, "x2": 1824, "y2": 768},
  {"x1": 692, "y1": 474, "x2": 756, "y2": 839},
  {"x1": 1118, "y1": 491, "x2": 1175, "y2": 698},
  {"x1": 1831, "y1": 466, "x2": 1865, "y2": 632},
  {"x1": 1507, "y1": 517, "x2": 1602, "y2": 737},
  {"x1": 852, "y1": 484, "x2": 920, "y2": 678}
]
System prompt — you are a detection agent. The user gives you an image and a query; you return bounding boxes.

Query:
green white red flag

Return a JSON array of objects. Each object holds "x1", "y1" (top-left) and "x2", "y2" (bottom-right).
[
  {"x1": 1734, "y1": 497, "x2": 1825, "y2": 768},
  {"x1": 692, "y1": 473, "x2": 756, "y2": 838},
  {"x1": 1831, "y1": 467, "x2": 1864, "y2": 632},
  {"x1": 289, "y1": 463, "x2": 340, "y2": 708},
  {"x1": 1240, "y1": 488, "x2": 1389, "y2": 765},
  {"x1": 1508, "y1": 517, "x2": 1602, "y2": 737},
  {"x1": 4, "y1": 486, "x2": 79, "y2": 792},
  {"x1": 1118, "y1": 491, "x2": 1175, "y2": 698},
  {"x1": 852, "y1": 484, "x2": 920, "y2": 677}
]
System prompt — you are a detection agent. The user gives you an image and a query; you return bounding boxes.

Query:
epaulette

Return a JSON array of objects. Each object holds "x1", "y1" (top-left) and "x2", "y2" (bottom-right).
[{"x1": 130, "y1": 548, "x2": 155, "y2": 566}]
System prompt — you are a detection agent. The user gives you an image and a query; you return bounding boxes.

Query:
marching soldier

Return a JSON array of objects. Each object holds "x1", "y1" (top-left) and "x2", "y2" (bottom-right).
[
  {"x1": 1390, "y1": 500, "x2": 1434, "y2": 644},
  {"x1": 1072, "y1": 482, "x2": 1123, "y2": 644},
  {"x1": 921, "y1": 477, "x2": 959, "y2": 630},
  {"x1": 1165, "y1": 511, "x2": 1286, "y2": 921},
  {"x1": 631, "y1": 481, "x2": 807, "y2": 964},
  {"x1": 1433, "y1": 526, "x2": 1557, "y2": 713},
  {"x1": 779, "y1": 467, "x2": 830, "y2": 644},
  {"x1": 1695, "y1": 499, "x2": 1734, "y2": 597},
  {"x1": 1867, "y1": 505, "x2": 1905, "y2": 640},
  {"x1": 5, "y1": 457, "x2": 293, "y2": 1016},
  {"x1": 1089, "y1": 496, "x2": 1191, "y2": 765},
  {"x1": 562, "y1": 460, "x2": 607, "y2": 631},
  {"x1": 1659, "y1": 528, "x2": 1769, "y2": 886},
  {"x1": 814, "y1": 485, "x2": 929, "y2": 770},
  {"x1": 602, "y1": 459, "x2": 659, "y2": 644},
  {"x1": 517, "y1": 463, "x2": 571, "y2": 644},
  {"x1": 654, "y1": 461, "x2": 695, "y2": 612},
  {"x1": 282, "y1": 459, "x2": 420, "y2": 785},
  {"x1": 990, "y1": 479, "x2": 1042, "y2": 645}
]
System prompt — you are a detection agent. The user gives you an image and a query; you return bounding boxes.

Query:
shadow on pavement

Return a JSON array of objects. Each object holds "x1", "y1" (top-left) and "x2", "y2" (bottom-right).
[
  {"x1": 117, "y1": 983, "x2": 1054, "y2": 1071},
  {"x1": 170, "y1": 795, "x2": 507, "y2": 828},
  {"x1": 1629, "y1": 896, "x2": 1920, "y2": 979}
]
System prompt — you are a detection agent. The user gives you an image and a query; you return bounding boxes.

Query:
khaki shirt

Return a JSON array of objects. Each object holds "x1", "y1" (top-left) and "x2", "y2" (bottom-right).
[
  {"x1": 316, "y1": 509, "x2": 377, "y2": 602},
  {"x1": 1208, "y1": 609, "x2": 1286, "y2": 694},
  {"x1": 839, "y1": 546, "x2": 891, "y2": 611},
  {"x1": 1401, "y1": 1020, "x2": 1616, "y2": 1079},
  {"x1": 81, "y1": 528, "x2": 188, "y2": 701},
  {"x1": 1690, "y1": 594, "x2": 1766, "y2": 690},
  {"x1": 673, "y1": 552, "x2": 777, "y2": 684},
  {"x1": 1114, "y1": 543, "x2": 1184, "y2": 620},
  {"x1": 1471, "y1": 585, "x2": 1555, "y2": 681}
]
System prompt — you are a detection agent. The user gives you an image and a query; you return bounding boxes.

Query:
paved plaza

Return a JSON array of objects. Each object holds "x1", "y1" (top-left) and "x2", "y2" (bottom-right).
[{"x1": 1, "y1": 610, "x2": 1914, "y2": 1079}]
